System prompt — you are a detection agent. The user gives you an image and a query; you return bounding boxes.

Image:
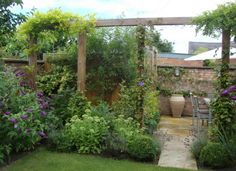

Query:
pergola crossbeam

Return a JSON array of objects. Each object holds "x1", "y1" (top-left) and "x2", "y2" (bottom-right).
[{"x1": 96, "y1": 17, "x2": 193, "y2": 27}]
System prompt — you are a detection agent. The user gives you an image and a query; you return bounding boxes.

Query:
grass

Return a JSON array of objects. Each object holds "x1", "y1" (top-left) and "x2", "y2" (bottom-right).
[{"x1": 1, "y1": 148, "x2": 193, "y2": 171}]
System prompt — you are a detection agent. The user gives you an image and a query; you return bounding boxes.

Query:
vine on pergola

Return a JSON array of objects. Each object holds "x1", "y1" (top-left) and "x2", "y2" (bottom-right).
[
  {"x1": 193, "y1": 2, "x2": 236, "y2": 89},
  {"x1": 17, "y1": 9, "x2": 96, "y2": 88}
]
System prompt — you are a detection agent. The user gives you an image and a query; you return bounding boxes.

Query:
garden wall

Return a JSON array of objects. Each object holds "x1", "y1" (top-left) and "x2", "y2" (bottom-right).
[
  {"x1": 3, "y1": 58, "x2": 44, "y2": 71},
  {"x1": 157, "y1": 65, "x2": 236, "y2": 116}
]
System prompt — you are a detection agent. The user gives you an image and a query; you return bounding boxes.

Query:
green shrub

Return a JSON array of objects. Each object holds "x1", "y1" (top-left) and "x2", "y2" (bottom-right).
[
  {"x1": 112, "y1": 82, "x2": 160, "y2": 135},
  {"x1": 67, "y1": 91, "x2": 91, "y2": 118},
  {"x1": 105, "y1": 115, "x2": 140, "y2": 155},
  {"x1": 37, "y1": 65, "x2": 76, "y2": 96},
  {"x1": 144, "y1": 90, "x2": 160, "y2": 134},
  {"x1": 191, "y1": 133, "x2": 208, "y2": 159},
  {"x1": 128, "y1": 134, "x2": 160, "y2": 161},
  {"x1": 47, "y1": 129, "x2": 74, "y2": 152},
  {"x1": 50, "y1": 89, "x2": 74, "y2": 125},
  {"x1": 66, "y1": 114, "x2": 109, "y2": 154},
  {"x1": 199, "y1": 142, "x2": 230, "y2": 168}
]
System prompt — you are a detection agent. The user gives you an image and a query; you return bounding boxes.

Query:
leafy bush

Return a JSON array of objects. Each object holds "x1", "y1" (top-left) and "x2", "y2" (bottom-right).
[
  {"x1": 90, "y1": 101, "x2": 114, "y2": 122},
  {"x1": 128, "y1": 135, "x2": 160, "y2": 162},
  {"x1": 37, "y1": 65, "x2": 76, "y2": 96},
  {"x1": 191, "y1": 133, "x2": 208, "y2": 159},
  {"x1": 47, "y1": 129, "x2": 74, "y2": 152},
  {"x1": 50, "y1": 89, "x2": 74, "y2": 126},
  {"x1": 112, "y1": 83, "x2": 139, "y2": 119},
  {"x1": 199, "y1": 142, "x2": 230, "y2": 168},
  {"x1": 144, "y1": 90, "x2": 160, "y2": 134},
  {"x1": 112, "y1": 82, "x2": 160, "y2": 134},
  {"x1": 67, "y1": 91, "x2": 91, "y2": 119},
  {"x1": 66, "y1": 114, "x2": 109, "y2": 154},
  {"x1": 104, "y1": 115, "x2": 140, "y2": 156}
]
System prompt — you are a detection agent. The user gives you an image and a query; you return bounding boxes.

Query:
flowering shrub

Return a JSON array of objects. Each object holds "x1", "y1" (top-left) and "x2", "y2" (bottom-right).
[
  {"x1": 211, "y1": 84, "x2": 236, "y2": 133},
  {"x1": 65, "y1": 113, "x2": 109, "y2": 154},
  {"x1": 0, "y1": 67, "x2": 58, "y2": 163},
  {"x1": 220, "y1": 85, "x2": 236, "y2": 99}
]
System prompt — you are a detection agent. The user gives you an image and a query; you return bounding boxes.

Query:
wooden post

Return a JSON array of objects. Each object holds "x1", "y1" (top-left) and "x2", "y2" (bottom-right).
[
  {"x1": 77, "y1": 32, "x2": 87, "y2": 92},
  {"x1": 28, "y1": 36, "x2": 37, "y2": 89},
  {"x1": 220, "y1": 29, "x2": 230, "y2": 89},
  {"x1": 222, "y1": 29, "x2": 230, "y2": 64}
]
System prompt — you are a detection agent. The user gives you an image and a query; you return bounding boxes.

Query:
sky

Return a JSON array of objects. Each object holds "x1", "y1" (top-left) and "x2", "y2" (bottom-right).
[{"x1": 14, "y1": 0, "x2": 236, "y2": 53}]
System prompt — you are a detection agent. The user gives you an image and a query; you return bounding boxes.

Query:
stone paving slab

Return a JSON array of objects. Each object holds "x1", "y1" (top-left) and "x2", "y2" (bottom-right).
[{"x1": 157, "y1": 115, "x2": 198, "y2": 170}]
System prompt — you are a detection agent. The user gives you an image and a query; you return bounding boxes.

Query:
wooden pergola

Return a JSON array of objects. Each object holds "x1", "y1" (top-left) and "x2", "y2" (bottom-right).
[
  {"x1": 28, "y1": 16, "x2": 230, "y2": 92},
  {"x1": 77, "y1": 17, "x2": 193, "y2": 92}
]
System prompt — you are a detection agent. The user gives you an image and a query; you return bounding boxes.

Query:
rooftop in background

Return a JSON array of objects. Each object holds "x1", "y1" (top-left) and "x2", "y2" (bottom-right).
[
  {"x1": 159, "y1": 53, "x2": 193, "y2": 59},
  {"x1": 188, "y1": 41, "x2": 236, "y2": 54}
]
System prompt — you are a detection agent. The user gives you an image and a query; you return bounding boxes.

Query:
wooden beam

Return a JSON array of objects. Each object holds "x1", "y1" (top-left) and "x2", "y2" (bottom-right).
[
  {"x1": 96, "y1": 17, "x2": 193, "y2": 27},
  {"x1": 77, "y1": 32, "x2": 87, "y2": 92}
]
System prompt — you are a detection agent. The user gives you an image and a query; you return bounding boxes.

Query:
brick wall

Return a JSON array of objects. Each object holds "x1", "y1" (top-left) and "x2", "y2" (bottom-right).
[
  {"x1": 157, "y1": 58, "x2": 203, "y2": 67},
  {"x1": 157, "y1": 65, "x2": 236, "y2": 116}
]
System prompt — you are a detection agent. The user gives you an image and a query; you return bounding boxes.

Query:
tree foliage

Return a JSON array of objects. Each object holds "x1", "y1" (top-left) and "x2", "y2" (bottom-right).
[
  {"x1": 0, "y1": 0, "x2": 26, "y2": 46},
  {"x1": 193, "y1": 2, "x2": 236, "y2": 38},
  {"x1": 147, "y1": 29, "x2": 173, "y2": 52}
]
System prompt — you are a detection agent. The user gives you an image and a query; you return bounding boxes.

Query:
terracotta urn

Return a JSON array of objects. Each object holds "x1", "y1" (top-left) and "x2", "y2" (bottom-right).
[{"x1": 169, "y1": 94, "x2": 185, "y2": 118}]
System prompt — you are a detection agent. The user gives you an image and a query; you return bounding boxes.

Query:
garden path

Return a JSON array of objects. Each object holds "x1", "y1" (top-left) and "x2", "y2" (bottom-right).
[{"x1": 156, "y1": 115, "x2": 198, "y2": 170}]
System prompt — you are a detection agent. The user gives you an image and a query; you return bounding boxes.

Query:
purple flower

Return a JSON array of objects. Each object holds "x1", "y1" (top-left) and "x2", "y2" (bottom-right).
[
  {"x1": 39, "y1": 102, "x2": 49, "y2": 109},
  {"x1": 36, "y1": 92, "x2": 44, "y2": 98},
  {"x1": 9, "y1": 118, "x2": 17, "y2": 124},
  {"x1": 40, "y1": 111, "x2": 47, "y2": 117},
  {"x1": 230, "y1": 96, "x2": 236, "y2": 100},
  {"x1": 20, "y1": 114, "x2": 28, "y2": 120},
  {"x1": 38, "y1": 131, "x2": 47, "y2": 138},
  {"x1": 138, "y1": 81, "x2": 145, "y2": 86},
  {"x1": 15, "y1": 71, "x2": 25, "y2": 77},
  {"x1": 227, "y1": 85, "x2": 236, "y2": 93},
  {"x1": 4, "y1": 111, "x2": 11, "y2": 115},
  {"x1": 220, "y1": 89, "x2": 229, "y2": 96}
]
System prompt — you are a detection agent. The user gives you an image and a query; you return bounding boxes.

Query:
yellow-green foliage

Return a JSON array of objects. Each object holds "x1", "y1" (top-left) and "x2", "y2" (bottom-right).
[
  {"x1": 18, "y1": 9, "x2": 96, "y2": 39},
  {"x1": 144, "y1": 90, "x2": 159, "y2": 120}
]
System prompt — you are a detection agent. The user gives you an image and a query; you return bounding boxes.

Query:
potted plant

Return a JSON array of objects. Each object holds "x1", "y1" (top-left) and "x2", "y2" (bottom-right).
[{"x1": 169, "y1": 93, "x2": 185, "y2": 118}]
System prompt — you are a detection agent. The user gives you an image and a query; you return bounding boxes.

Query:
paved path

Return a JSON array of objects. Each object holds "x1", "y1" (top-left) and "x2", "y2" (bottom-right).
[{"x1": 156, "y1": 116, "x2": 198, "y2": 170}]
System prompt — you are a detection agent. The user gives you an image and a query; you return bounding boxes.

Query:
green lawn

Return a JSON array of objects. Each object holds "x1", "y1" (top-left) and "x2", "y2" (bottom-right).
[{"x1": 1, "y1": 149, "x2": 193, "y2": 171}]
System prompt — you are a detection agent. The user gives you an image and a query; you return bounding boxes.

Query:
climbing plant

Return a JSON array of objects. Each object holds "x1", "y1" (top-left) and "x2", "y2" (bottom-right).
[
  {"x1": 194, "y1": 2, "x2": 236, "y2": 136},
  {"x1": 17, "y1": 9, "x2": 96, "y2": 58},
  {"x1": 193, "y1": 2, "x2": 236, "y2": 89}
]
